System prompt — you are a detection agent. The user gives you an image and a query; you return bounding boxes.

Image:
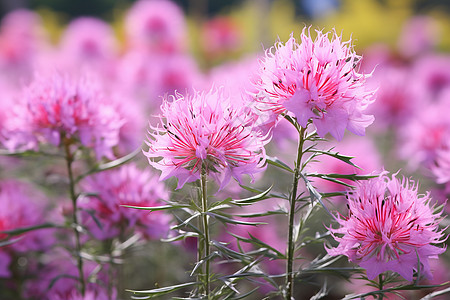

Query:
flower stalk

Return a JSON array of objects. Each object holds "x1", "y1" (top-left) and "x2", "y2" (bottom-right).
[
  {"x1": 285, "y1": 125, "x2": 307, "y2": 300},
  {"x1": 200, "y1": 165, "x2": 210, "y2": 297},
  {"x1": 63, "y1": 139, "x2": 86, "y2": 296}
]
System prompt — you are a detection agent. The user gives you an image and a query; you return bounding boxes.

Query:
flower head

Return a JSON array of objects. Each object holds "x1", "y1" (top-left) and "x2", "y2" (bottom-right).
[
  {"x1": 327, "y1": 173, "x2": 446, "y2": 281},
  {"x1": 124, "y1": 0, "x2": 186, "y2": 53},
  {"x1": 253, "y1": 27, "x2": 375, "y2": 140},
  {"x1": 22, "y1": 72, "x2": 124, "y2": 159},
  {"x1": 78, "y1": 163, "x2": 171, "y2": 240},
  {"x1": 145, "y1": 88, "x2": 268, "y2": 190}
]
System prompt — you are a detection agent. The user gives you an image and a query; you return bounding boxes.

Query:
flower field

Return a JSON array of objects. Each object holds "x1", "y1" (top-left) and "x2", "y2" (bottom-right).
[{"x1": 0, "y1": 0, "x2": 449, "y2": 299}]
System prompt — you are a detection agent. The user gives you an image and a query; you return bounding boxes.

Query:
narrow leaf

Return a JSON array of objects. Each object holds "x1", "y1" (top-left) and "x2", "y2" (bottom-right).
[
  {"x1": 230, "y1": 186, "x2": 273, "y2": 206},
  {"x1": 208, "y1": 212, "x2": 266, "y2": 226},
  {"x1": 122, "y1": 204, "x2": 189, "y2": 211},
  {"x1": 127, "y1": 281, "x2": 198, "y2": 295},
  {"x1": 266, "y1": 156, "x2": 294, "y2": 173},
  {"x1": 308, "y1": 149, "x2": 360, "y2": 169},
  {"x1": 1, "y1": 223, "x2": 58, "y2": 236},
  {"x1": 77, "y1": 147, "x2": 141, "y2": 182}
]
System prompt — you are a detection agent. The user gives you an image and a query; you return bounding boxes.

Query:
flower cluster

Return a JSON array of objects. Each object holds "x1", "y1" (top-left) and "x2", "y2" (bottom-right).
[
  {"x1": 0, "y1": 179, "x2": 53, "y2": 278},
  {"x1": 253, "y1": 27, "x2": 375, "y2": 140},
  {"x1": 327, "y1": 173, "x2": 446, "y2": 281},
  {"x1": 145, "y1": 88, "x2": 268, "y2": 190},
  {"x1": 78, "y1": 163, "x2": 171, "y2": 240},
  {"x1": 8, "y1": 72, "x2": 124, "y2": 159}
]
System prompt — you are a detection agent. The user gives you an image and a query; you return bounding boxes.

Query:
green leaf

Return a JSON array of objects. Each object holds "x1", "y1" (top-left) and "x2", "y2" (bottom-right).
[
  {"x1": 76, "y1": 147, "x2": 141, "y2": 182},
  {"x1": 308, "y1": 149, "x2": 360, "y2": 169},
  {"x1": 121, "y1": 203, "x2": 190, "y2": 211},
  {"x1": 230, "y1": 186, "x2": 273, "y2": 206},
  {"x1": 343, "y1": 282, "x2": 450, "y2": 300},
  {"x1": 234, "y1": 209, "x2": 286, "y2": 218},
  {"x1": 421, "y1": 286, "x2": 450, "y2": 300},
  {"x1": 1, "y1": 223, "x2": 58, "y2": 236},
  {"x1": 228, "y1": 232, "x2": 285, "y2": 259},
  {"x1": 127, "y1": 282, "x2": 198, "y2": 296},
  {"x1": 161, "y1": 231, "x2": 198, "y2": 242},
  {"x1": 170, "y1": 212, "x2": 201, "y2": 231},
  {"x1": 300, "y1": 173, "x2": 335, "y2": 219},
  {"x1": 0, "y1": 237, "x2": 23, "y2": 247},
  {"x1": 266, "y1": 156, "x2": 294, "y2": 173},
  {"x1": 307, "y1": 172, "x2": 378, "y2": 181},
  {"x1": 211, "y1": 240, "x2": 252, "y2": 261},
  {"x1": 207, "y1": 212, "x2": 266, "y2": 226}
]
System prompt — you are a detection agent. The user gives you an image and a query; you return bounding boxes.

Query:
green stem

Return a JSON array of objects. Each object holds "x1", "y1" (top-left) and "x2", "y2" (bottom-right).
[
  {"x1": 378, "y1": 274, "x2": 385, "y2": 300},
  {"x1": 200, "y1": 167, "x2": 210, "y2": 298},
  {"x1": 285, "y1": 126, "x2": 307, "y2": 300},
  {"x1": 64, "y1": 140, "x2": 86, "y2": 296}
]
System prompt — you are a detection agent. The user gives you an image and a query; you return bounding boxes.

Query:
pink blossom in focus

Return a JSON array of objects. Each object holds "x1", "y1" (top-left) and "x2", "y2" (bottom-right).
[
  {"x1": 253, "y1": 28, "x2": 375, "y2": 140},
  {"x1": 20, "y1": 72, "x2": 124, "y2": 159},
  {"x1": 124, "y1": 0, "x2": 186, "y2": 53},
  {"x1": 78, "y1": 163, "x2": 171, "y2": 240},
  {"x1": 0, "y1": 180, "x2": 53, "y2": 278},
  {"x1": 327, "y1": 173, "x2": 446, "y2": 281},
  {"x1": 145, "y1": 88, "x2": 268, "y2": 190}
]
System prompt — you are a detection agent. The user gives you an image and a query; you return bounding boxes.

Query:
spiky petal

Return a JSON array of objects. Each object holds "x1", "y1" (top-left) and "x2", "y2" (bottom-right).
[
  {"x1": 144, "y1": 88, "x2": 268, "y2": 190},
  {"x1": 253, "y1": 27, "x2": 375, "y2": 140},
  {"x1": 327, "y1": 173, "x2": 446, "y2": 281}
]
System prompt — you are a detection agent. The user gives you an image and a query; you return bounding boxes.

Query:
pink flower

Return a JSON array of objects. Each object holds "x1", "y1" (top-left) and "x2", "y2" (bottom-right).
[
  {"x1": 366, "y1": 65, "x2": 421, "y2": 130},
  {"x1": 57, "y1": 17, "x2": 118, "y2": 78},
  {"x1": 398, "y1": 91, "x2": 450, "y2": 170},
  {"x1": 432, "y1": 148, "x2": 450, "y2": 193},
  {"x1": 397, "y1": 16, "x2": 440, "y2": 58},
  {"x1": 145, "y1": 88, "x2": 268, "y2": 190},
  {"x1": 0, "y1": 179, "x2": 53, "y2": 278},
  {"x1": 21, "y1": 72, "x2": 124, "y2": 159},
  {"x1": 253, "y1": 27, "x2": 375, "y2": 140},
  {"x1": 117, "y1": 50, "x2": 203, "y2": 110},
  {"x1": 24, "y1": 248, "x2": 113, "y2": 299},
  {"x1": 124, "y1": 0, "x2": 186, "y2": 53},
  {"x1": 78, "y1": 163, "x2": 171, "y2": 240},
  {"x1": 327, "y1": 173, "x2": 447, "y2": 281},
  {"x1": 0, "y1": 9, "x2": 48, "y2": 84},
  {"x1": 201, "y1": 16, "x2": 242, "y2": 59}
]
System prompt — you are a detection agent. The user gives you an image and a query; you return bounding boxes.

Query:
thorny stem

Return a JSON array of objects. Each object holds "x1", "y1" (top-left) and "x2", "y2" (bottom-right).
[
  {"x1": 200, "y1": 166, "x2": 210, "y2": 298},
  {"x1": 285, "y1": 126, "x2": 307, "y2": 300},
  {"x1": 64, "y1": 139, "x2": 86, "y2": 296}
]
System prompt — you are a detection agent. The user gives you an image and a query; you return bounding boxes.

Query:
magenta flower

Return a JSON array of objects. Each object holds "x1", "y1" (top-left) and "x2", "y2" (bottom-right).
[
  {"x1": 145, "y1": 88, "x2": 268, "y2": 190},
  {"x1": 21, "y1": 72, "x2": 124, "y2": 159},
  {"x1": 57, "y1": 17, "x2": 118, "y2": 77},
  {"x1": 253, "y1": 27, "x2": 375, "y2": 140},
  {"x1": 0, "y1": 179, "x2": 53, "y2": 278},
  {"x1": 327, "y1": 173, "x2": 447, "y2": 281},
  {"x1": 78, "y1": 163, "x2": 171, "y2": 240},
  {"x1": 124, "y1": 0, "x2": 186, "y2": 53},
  {"x1": 24, "y1": 248, "x2": 113, "y2": 300},
  {"x1": 399, "y1": 93, "x2": 450, "y2": 170}
]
